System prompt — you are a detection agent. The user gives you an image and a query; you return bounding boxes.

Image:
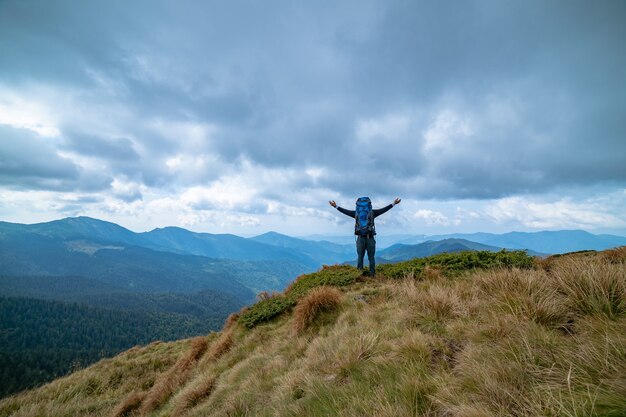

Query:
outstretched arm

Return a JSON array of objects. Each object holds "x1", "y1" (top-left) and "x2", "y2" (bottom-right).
[
  {"x1": 373, "y1": 197, "x2": 401, "y2": 217},
  {"x1": 329, "y1": 200, "x2": 355, "y2": 218}
]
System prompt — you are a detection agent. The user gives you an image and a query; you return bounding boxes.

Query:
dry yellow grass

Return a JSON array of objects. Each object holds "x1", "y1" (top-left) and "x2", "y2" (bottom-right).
[
  {"x1": 601, "y1": 246, "x2": 626, "y2": 263},
  {"x1": 171, "y1": 374, "x2": 216, "y2": 416},
  {"x1": 421, "y1": 264, "x2": 444, "y2": 280},
  {"x1": 205, "y1": 327, "x2": 234, "y2": 360},
  {"x1": 292, "y1": 286, "x2": 342, "y2": 334},
  {"x1": 138, "y1": 336, "x2": 208, "y2": 414},
  {"x1": 222, "y1": 312, "x2": 239, "y2": 331},
  {"x1": 110, "y1": 391, "x2": 145, "y2": 417},
  {"x1": 417, "y1": 284, "x2": 463, "y2": 320},
  {"x1": 0, "y1": 340, "x2": 185, "y2": 417},
  {"x1": 550, "y1": 257, "x2": 626, "y2": 318}
]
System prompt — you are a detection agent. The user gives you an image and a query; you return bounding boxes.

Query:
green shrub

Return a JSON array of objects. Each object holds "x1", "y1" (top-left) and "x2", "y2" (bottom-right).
[
  {"x1": 239, "y1": 266, "x2": 361, "y2": 329},
  {"x1": 238, "y1": 295, "x2": 296, "y2": 329},
  {"x1": 285, "y1": 265, "x2": 362, "y2": 299},
  {"x1": 378, "y1": 250, "x2": 534, "y2": 279}
]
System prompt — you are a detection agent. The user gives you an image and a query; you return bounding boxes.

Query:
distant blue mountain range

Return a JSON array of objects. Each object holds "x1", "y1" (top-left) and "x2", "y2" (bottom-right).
[
  {"x1": 0, "y1": 217, "x2": 360, "y2": 301},
  {"x1": 1, "y1": 216, "x2": 625, "y2": 300},
  {"x1": 302, "y1": 230, "x2": 626, "y2": 254},
  {"x1": 393, "y1": 230, "x2": 626, "y2": 254}
]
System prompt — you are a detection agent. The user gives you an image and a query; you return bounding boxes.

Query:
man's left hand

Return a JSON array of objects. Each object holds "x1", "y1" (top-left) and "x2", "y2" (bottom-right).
[{"x1": 394, "y1": 198, "x2": 401, "y2": 205}]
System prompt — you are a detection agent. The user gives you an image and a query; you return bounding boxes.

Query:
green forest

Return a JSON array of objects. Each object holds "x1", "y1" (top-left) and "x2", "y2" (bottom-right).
[{"x1": 0, "y1": 296, "x2": 238, "y2": 397}]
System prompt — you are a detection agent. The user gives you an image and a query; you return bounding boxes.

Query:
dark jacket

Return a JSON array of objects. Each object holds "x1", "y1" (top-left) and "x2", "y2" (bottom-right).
[{"x1": 336, "y1": 204, "x2": 393, "y2": 235}]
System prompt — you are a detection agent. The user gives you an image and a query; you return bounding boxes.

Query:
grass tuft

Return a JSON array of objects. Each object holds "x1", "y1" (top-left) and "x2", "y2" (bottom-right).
[
  {"x1": 206, "y1": 328, "x2": 234, "y2": 360},
  {"x1": 171, "y1": 374, "x2": 216, "y2": 416},
  {"x1": 421, "y1": 265, "x2": 444, "y2": 280},
  {"x1": 601, "y1": 246, "x2": 626, "y2": 264},
  {"x1": 292, "y1": 287, "x2": 342, "y2": 334},
  {"x1": 222, "y1": 312, "x2": 239, "y2": 331},
  {"x1": 110, "y1": 391, "x2": 145, "y2": 417},
  {"x1": 417, "y1": 284, "x2": 463, "y2": 321},
  {"x1": 139, "y1": 336, "x2": 208, "y2": 414},
  {"x1": 477, "y1": 268, "x2": 573, "y2": 330},
  {"x1": 551, "y1": 259, "x2": 626, "y2": 318}
]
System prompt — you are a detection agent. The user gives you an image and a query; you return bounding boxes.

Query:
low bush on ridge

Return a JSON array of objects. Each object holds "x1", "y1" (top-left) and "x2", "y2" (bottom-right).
[
  {"x1": 286, "y1": 265, "x2": 363, "y2": 298},
  {"x1": 238, "y1": 295, "x2": 296, "y2": 329},
  {"x1": 377, "y1": 249, "x2": 535, "y2": 279}
]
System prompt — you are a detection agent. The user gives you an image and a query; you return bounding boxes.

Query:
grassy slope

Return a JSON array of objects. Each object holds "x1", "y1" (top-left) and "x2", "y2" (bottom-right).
[{"x1": 1, "y1": 249, "x2": 625, "y2": 417}]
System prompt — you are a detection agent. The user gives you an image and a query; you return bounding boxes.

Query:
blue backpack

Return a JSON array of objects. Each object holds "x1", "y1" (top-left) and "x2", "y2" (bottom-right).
[{"x1": 355, "y1": 197, "x2": 375, "y2": 236}]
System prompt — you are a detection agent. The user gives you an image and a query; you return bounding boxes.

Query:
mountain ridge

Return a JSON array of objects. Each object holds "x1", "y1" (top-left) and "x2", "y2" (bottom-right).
[
  {"x1": 1, "y1": 217, "x2": 321, "y2": 268},
  {"x1": 378, "y1": 238, "x2": 548, "y2": 261},
  {"x1": 3, "y1": 216, "x2": 626, "y2": 256},
  {"x1": 399, "y1": 229, "x2": 626, "y2": 253},
  {"x1": 250, "y1": 231, "x2": 354, "y2": 266}
]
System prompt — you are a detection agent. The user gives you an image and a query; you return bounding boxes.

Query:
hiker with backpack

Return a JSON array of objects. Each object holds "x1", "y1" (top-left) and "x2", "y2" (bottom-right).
[{"x1": 329, "y1": 197, "x2": 401, "y2": 277}]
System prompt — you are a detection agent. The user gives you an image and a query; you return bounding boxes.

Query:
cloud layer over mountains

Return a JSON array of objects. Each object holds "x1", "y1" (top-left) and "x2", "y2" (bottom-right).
[{"x1": 1, "y1": 0, "x2": 625, "y2": 234}]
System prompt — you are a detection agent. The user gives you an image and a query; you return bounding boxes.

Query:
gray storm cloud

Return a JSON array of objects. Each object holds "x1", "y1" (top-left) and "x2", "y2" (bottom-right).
[
  {"x1": 0, "y1": 126, "x2": 80, "y2": 190},
  {"x1": 0, "y1": 0, "x2": 624, "y2": 206}
]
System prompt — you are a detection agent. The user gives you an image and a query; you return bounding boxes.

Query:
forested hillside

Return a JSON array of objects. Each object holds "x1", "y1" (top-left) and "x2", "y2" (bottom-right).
[{"x1": 0, "y1": 295, "x2": 240, "y2": 397}]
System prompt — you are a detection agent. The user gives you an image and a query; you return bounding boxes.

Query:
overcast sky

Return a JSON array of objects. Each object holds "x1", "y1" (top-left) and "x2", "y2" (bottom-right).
[{"x1": 1, "y1": 0, "x2": 625, "y2": 236}]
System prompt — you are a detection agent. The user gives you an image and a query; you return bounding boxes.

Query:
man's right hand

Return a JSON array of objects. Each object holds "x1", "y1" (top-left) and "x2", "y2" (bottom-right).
[{"x1": 329, "y1": 200, "x2": 337, "y2": 208}]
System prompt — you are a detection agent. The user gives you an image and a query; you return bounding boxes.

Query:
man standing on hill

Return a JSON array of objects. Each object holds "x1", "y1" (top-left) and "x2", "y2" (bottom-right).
[{"x1": 329, "y1": 197, "x2": 401, "y2": 277}]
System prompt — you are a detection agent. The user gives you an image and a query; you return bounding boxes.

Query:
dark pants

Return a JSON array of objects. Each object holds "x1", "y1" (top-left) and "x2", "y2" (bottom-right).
[{"x1": 356, "y1": 235, "x2": 376, "y2": 275}]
